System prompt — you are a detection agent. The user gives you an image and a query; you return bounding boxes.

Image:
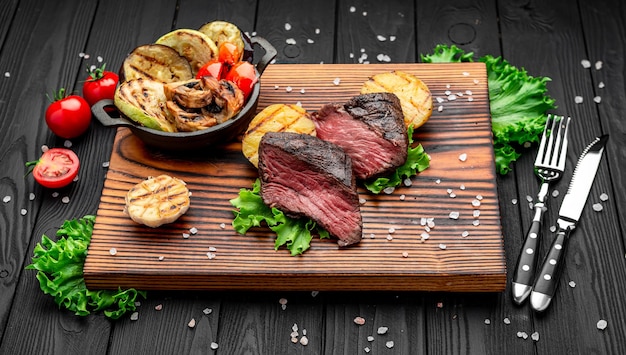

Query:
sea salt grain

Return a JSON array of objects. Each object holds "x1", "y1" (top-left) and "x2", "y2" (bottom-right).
[
  {"x1": 2, "y1": 196, "x2": 10, "y2": 203},
  {"x1": 4, "y1": 72, "x2": 9, "y2": 78},
  {"x1": 333, "y1": 78, "x2": 341, "y2": 85},
  {"x1": 286, "y1": 38, "x2": 296, "y2": 45},
  {"x1": 376, "y1": 35, "x2": 387, "y2": 41},
  {"x1": 349, "y1": 6, "x2": 356, "y2": 12},
  {"x1": 354, "y1": 316, "x2": 366, "y2": 325},
  {"x1": 130, "y1": 312, "x2": 139, "y2": 321},
  {"x1": 595, "y1": 61, "x2": 603, "y2": 70},
  {"x1": 449, "y1": 211, "x2": 459, "y2": 219},
  {"x1": 188, "y1": 318, "x2": 196, "y2": 328},
  {"x1": 598, "y1": 81, "x2": 605, "y2": 88},
  {"x1": 575, "y1": 96, "x2": 584, "y2": 104},
  {"x1": 210, "y1": 342, "x2": 219, "y2": 349},
  {"x1": 439, "y1": 243, "x2": 447, "y2": 250},
  {"x1": 531, "y1": 332, "x2": 540, "y2": 342},
  {"x1": 569, "y1": 281, "x2": 576, "y2": 288},
  {"x1": 503, "y1": 317, "x2": 511, "y2": 325},
  {"x1": 386, "y1": 341, "x2": 395, "y2": 349},
  {"x1": 458, "y1": 153, "x2": 467, "y2": 162},
  {"x1": 377, "y1": 326, "x2": 389, "y2": 335},
  {"x1": 20, "y1": 209, "x2": 27, "y2": 216},
  {"x1": 592, "y1": 203, "x2": 603, "y2": 212},
  {"x1": 581, "y1": 59, "x2": 591, "y2": 68},
  {"x1": 189, "y1": 227, "x2": 198, "y2": 234},
  {"x1": 597, "y1": 319, "x2": 608, "y2": 330},
  {"x1": 61, "y1": 196, "x2": 70, "y2": 204},
  {"x1": 284, "y1": 23, "x2": 292, "y2": 30},
  {"x1": 109, "y1": 248, "x2": 117, "y2": 256},
  {"x1": 600, "y1": 193, "x2": 609, "y2": 201},
  {"x1": 484, "y1": 318, "x2": 491, "y2": 325}
]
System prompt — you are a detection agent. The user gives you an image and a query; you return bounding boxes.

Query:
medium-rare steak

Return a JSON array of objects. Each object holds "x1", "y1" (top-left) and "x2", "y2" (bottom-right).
[
  {"x1": 258, "y1": 132, "x2": 363, "y2": 246},
  {"x1": 311, "y1": 92, "x2": 408, "y2": 180}
]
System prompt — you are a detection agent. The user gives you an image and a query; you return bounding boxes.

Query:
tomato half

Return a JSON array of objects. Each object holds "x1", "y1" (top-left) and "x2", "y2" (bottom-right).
[
  {"x1": 45, "y1": 88, "x2": 92, "y2": 139},
  {"x1": 196, "y1": 60, "x2": 226, "y2": 79},
  {"x1": 82, "y1": 64, "x2": 119, "y2": 106},
  {"x1": 27, "y1": 148, "x2": 80, "y2": 189},
  {"x1": 224, "y1": 61, "x2": 258, "y2": 100}
]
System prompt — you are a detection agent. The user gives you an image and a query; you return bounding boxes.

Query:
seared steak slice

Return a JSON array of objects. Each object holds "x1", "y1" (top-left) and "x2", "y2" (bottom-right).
[
  {"x1": 311, "y1": 92, "x2": 408, "y2": 180},
  {"x1": 258, "y1": 132, "x2": 363, "y2": 246}
]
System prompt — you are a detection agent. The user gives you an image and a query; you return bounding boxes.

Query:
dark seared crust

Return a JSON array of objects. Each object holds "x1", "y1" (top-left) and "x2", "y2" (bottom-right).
[{"x1": 344, "y1": 92, "x2": 407, "y2": 144}]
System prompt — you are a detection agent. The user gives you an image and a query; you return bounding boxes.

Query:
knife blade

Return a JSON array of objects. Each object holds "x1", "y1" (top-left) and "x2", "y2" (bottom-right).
[{"x1": 530, "y1": 134, "x2": 609, "y2": 312}]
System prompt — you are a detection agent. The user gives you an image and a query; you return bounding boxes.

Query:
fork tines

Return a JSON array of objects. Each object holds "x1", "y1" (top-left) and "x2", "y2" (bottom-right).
[{"x1": 535, "y1": 114, "x2": 571, "y2": 171}]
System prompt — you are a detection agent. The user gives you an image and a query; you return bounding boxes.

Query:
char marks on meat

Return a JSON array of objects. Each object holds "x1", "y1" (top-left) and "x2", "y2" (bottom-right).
[
  {"x1": 311, "y1": 92, "x2": 408, "y2": 180},
  {"x1": 258, "y1": 132, "x2": 363, "y2": 246}
]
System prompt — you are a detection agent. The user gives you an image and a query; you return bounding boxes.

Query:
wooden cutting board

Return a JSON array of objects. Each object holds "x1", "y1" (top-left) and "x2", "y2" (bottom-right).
[{"x1": 84, "y1": 63, "x2": 506, "y2": 292}]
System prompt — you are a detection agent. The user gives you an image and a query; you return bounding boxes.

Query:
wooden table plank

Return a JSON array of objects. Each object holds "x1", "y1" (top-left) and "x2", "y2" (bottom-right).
[{"x1": 84, "y1": 62, "x2": 506, "y2": 292}]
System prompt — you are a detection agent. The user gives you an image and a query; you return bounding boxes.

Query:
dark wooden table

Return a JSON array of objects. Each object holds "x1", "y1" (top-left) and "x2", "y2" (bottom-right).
[{"x1": 1, "y1": 0, "x2": 625, "y2": 354}]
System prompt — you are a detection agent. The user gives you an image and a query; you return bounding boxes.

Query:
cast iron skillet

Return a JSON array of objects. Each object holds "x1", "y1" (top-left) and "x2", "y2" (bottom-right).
[{"x1": 91, "y1": 36, "x2": 277, "y2": 151}]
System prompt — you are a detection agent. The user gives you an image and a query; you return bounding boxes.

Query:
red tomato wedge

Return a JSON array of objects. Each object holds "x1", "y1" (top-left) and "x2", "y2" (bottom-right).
[
  {"x1": 196, "y1": 60, "x2": 226, "y2": 79},
  {"x1": 26, "y1": 148, "x2": 80, "y2": 189},
  {"x1": 224, "y1": 61, "x2": 258, "y2": 100}
]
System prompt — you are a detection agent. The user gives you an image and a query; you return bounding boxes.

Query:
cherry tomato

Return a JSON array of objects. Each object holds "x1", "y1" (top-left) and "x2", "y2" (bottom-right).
[
  {"x1": 26, "y1": 148, "x2": 80, "y2": 189},
  {"x1": 45, "y1": 88, "x2": 92, "y2": 139},
  {"x1": 224, "y1": 61, "x2": 258, "y2": 100},
  {"x1": 217, "y1": 42, "x2": 242, "y2": 67},
  {"x1": 82, "y1": 63, "x2": 119, "y2": 106},
  {"x1": 196, "y1": 60, "x2": 226, "y2": 79}
]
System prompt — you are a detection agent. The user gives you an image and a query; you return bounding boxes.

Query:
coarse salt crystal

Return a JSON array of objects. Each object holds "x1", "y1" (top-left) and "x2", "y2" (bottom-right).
[
  {"x1": 29, "y1": 193, "x2": 35, "y2": 200},
  {"x1": 581, "y1": 59, "x2": 591, "y2": 68},
  {"x1": 20, "y1": 208, "x2": 27, "y2": 216},
  {"x1": 472, "y1": 199, "x2": 481, "y2": 207},
  {"x1": 569, "y1": 281, "x2": 576, "y2": 288},
  {"x1": 575, "y1": 96, "x2": 583, "y2": 104},
  {"x1": 333, "y1": 78, "x2": 341, "y2": 85},
  {"x1": 448, "y1": 94, "x2": 457, "y2": 101},
  {"x1": 503, "y1": 317, "x2": 511, "y2": 325},
  {"x1": 2, "y1": 195, "x2": 10, "y2": 203},
  {"x1": 279, "y1": 298, "x2": 288, "y2": 305},
  {"x1": 61, "y1": 196, "x2": 70, "y2": 204},
  {"x1": 484, "y1": 318, "x2": 491, "y2": 325},
  {"x1": 552, "y1": 190, "x2": 560, "y2": 197},
  {"x1": 592, "y1": 203, "x2": 603, "y2": 212},
  {"x1": 189, "y1": 227, "x2": 198, "y2": 234},
  {"x1": 439, "y1": 243, "x2": 447, "y2": 250},
  {"x1": 364, "y1": 347, "x2": 371, "y2": 353},
  {"x1": 130, "y1": 312, "x2": 139, "y2": 321},
  {"x1": 402, "y1": 251, "x2": 409, "y2": 258},
  {"x1": 354, "y1": 316, "x2": 366, "y2": 325},
  {"x1": 550, "y1": 225, "x2": 557, "y2": 232},
  {"x1": 531, "y1": 332, "x2": 540, "y2": 341},
  {"x1": 188, "y1": 318, "x2": 196, "y2": 328},
  {"x1": 472, "y1": 220, "x2": 480, "y2": 226},
  {"x1": 597, "y1": 319, "x2": 608, "y2": 330},
  {"x1": 512, "y1": 198, "x2": 518, "y2": 205},
  {"x1": 274, "y1": 85, "x2": 280, "y2": 90},
  {"x1": 386, "y1": 341, "x2": 394, "y2": 349},
  {"x1": 467, "y1": 97, "x2": 474, "y2": 102},
  {"x1": 284, "y1": 23, "x2": 292, "y2": 30},
  {"x1": 458, "y1": 153, "x2": 467, "y2": 162},
  {"x1": 473, "y1": 210, "x2": 480, "y2": 218},
  {"x1": 207, "y1": 252, "x2": 216, "y2": 259},
  {"x1": 219, "y1": 223, "x2": 226, "y2": 229},
  {"x1": 390, "y1": 35, "x2": 396, "y2": 41},
  {"x1": 285, "y1": 86, "x2": 293, "y2": 92},
  {"x1": 461, "y1": 231, "x2": 469, "y2": 238},
  {"x1": 210, "y1": 342, "x2": 219, "y2": 349},
  {"x1": 300, "y1": 336, "x2": 309, "y2": 345},
  {"x1": 315, "y1": 28, "x2": 321, "y2": 34},
  {"x1": 386, "y1": 234, "x2": 393, "y2": 241},
  {"x1": 362, "y1": 11, "x2": 367, "y2": 16},
  {"x1": 109, "y1": 248, "x2": 117, "y2": 256},
  {"x1": 4, "y1": 72, "x2": 9, "y2": 78},
  {"x1": 600, "y1": 193, "x2": 609, "y2": 201},
  {"x1": 449, "y1": 211, "x2": 459, "y2": 219},
  {"x1": 399, "y1": 194, "x2": 406, "y2": 201},
  {"x1": 349, "y1": 6, "x2": 356, "y2": 12},
  {"x1": 367, "y1": 336, "x2": 375, "y2": 342},
  {"x1": 421, "y1": 232, "x2": 430, "y2": 241},
  {"x1": 182, "y1": 233, "x2": 190, "y2": 239},
  {"x1": 311, "y1": 290, "x2": 319, "y2": 297},
  {"x1": 63, "y1": 140, "x2": 72, "y2": 148},
  {"x1": 102, "y1": 161, "x2": 110, "y2": 168},
  {"x1": 437, "y1": 105, "x2": 444, "y2": 112},
  {"x1": 286, "y1": 38, "x2": 296, "y2": 45},
  {"x1": 377, "y1": 326, "x2": 389, "y2": 334},
  {"x1": 300, "y1": 88, "x2": 306, "y2": 94},
  {"x1": 376, "y1": 35, "x2": 387, "y2": 41},
  {"x1": 155, "y1": 304, "x2": 163, "y2": 311},
  {"x1": 158, "y1": 256, "x2": 164, "y2": 261},
  {"x1": 595, "y1": 61, "x2": 603, "y2": 70},
  {"x1": 594, "y1": 96, "x2": 602, "y2": 103},
  {"x1": 383, "y1": 186, "x2": 395, "y2": 194},
  {"x1": 598, "y1": 81, "x2": 605, "y2": 88}
]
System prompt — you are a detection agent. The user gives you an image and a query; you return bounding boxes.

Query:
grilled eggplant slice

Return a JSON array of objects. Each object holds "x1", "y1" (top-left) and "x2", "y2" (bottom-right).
[
  {"x1": 198, "y1": 21, "x2": 246, "y2": 62},
  {"x1": 121, "y1": 44, "x2": 193, "y2": 83},
  {"x1": 125, "y1": 175, "x2": 190, "y2": 228},
  {"x1": 242, "y1": 104, "x2": 316, "y2": 167},
  {"x1": 155, "y1": 29, "x2": 218, "y2": 75},
  {"x1": 114, "y1": 78, "x2": 176, "y2": 132}
]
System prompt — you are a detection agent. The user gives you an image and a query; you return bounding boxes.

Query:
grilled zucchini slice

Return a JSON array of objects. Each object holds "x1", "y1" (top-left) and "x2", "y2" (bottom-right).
[
  {"x1": 242, "y1": 104, "x2": 316, "y2": 167},
  {"x1": 360, "y1": 71, "x2": 433, "y2": 129},
  {"x1": 198, "y1": 21, "x2": 245, "y2": 62},
  {"x1": 121, "y1": 44, "x2": 193, "y2": 83},
  {"x1": 125, "y1": 175, "x2": 190, "y2": 228},
  {"x1": 114, "y1": 78, "x2": 176, "y2": 132},
  {"x1": 155, "y1": 29, "x2": 218, "y2": 75}
]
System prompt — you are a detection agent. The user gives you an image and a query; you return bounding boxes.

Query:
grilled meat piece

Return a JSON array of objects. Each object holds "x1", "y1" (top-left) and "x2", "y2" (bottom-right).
[
  {"x1": 311, "y1": 92, "x2": 408, "y2": 180},
  {"x1": 258, "y1": 132, "x2": 363, "y2": 246}
]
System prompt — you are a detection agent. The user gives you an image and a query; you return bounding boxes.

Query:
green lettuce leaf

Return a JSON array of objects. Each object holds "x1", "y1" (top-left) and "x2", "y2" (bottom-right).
[
  {"x1": 364, "y1": 125, "x2": 431, "y2": 194},
  {"x1": 421, "y1": 44, "x2": 557, "y2": 174},
  {"x1": 26, "y1": 215, "x2": 146, "y2": 319},
  {"x1": 230, "y1": 179, "x2": 329, "y2": 256}
]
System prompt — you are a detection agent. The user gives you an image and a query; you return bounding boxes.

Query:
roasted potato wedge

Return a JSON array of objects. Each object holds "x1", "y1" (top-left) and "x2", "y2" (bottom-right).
[
  {"x1": 155, "y1": 29, "x2": 218, "y2": 75},
  {"x1": 114, "y1": 78, "x2": 176, "y2": 132},
  {"x1": 360, "y1": 71, "x2": 433, "y2": 129},
  {"x1": 242, "y1": 104, "x2": 316, "y2": 167},
  {"x1": 121, "y1": 44, "x2": 193, "y2": 83},
  {"x1": 198, "y1": 21, "x2": 245, "y2": 62}
]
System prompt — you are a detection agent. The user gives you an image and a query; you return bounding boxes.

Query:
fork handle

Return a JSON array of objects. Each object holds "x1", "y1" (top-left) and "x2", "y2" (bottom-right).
[{"x1": 511, "y1": 206, "x2": 544, "y2": 305}]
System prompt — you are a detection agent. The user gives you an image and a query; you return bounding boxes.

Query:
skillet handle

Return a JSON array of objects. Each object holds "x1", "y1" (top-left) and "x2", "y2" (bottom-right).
[
  {"x1": 91, "y1": 99, "x2": 133, "y2": 128},
  {"x1": 250, "y1": 36, "x2": 277, "y2": 75}
]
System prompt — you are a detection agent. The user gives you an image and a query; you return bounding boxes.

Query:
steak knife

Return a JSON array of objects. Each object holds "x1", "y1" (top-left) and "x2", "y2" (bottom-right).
[{"x1": 530, "y1": 135, "x2": 609, "y2": 312}]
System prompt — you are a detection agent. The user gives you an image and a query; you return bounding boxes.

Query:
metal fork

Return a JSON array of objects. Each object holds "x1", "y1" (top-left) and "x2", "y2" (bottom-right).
[{"x1": 512, "y1": 114, "x2": 571, "y2": 305}]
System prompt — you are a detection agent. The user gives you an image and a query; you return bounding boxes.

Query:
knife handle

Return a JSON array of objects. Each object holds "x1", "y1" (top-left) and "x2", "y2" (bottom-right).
[
  {"x1": 530, "y1": 226, "x2": 573, "y2": 312},
  {"x1": 511, "y1": 217, "x2": 542, "y2": 305}
]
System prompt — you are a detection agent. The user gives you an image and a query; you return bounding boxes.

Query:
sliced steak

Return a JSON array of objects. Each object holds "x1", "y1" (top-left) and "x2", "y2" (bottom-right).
[
  {"x1": 311, "y1": 92, "x2": 408, "y2": 180},
  {"x1": 258, "y1": 132, "x2": 362, "y2": 246}
]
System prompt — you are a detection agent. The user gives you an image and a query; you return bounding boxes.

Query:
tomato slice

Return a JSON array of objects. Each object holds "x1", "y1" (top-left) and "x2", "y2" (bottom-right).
[
  {"x1": 196, "y1": 60, "x2": 226, "y2": 79},
  {"x1": 224, "y1": 61, "x2": 258, "y2": 100},
  {"x1": 217, "y1": 42, "x2": 242, "y2": 66},
  {"x1": 27, "y1": 148, "x2": 80, "y2": 189}
]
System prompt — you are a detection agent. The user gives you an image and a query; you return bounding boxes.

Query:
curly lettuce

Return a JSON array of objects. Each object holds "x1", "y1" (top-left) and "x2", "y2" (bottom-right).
[
  {"x1": 230, "y1": 179, "x2": 329, "y2": 256},
  {"x1": 26, "y1": 215, "x2": 146, "y2": 319},
  {"x1": 421, "y1": 44, "x2": 557, "y2": 174}
]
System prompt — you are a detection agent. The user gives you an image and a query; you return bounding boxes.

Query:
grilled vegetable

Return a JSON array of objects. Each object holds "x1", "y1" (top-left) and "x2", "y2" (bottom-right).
[
  {"x1": 164, "y1": 76, "x2": 244, "y2": 131},
  {"x1": 114, "y1": 78, "x2": 176, "y2": 132},
  {"x1": 241, "y1": 104, "x2": 316, "y2": 167},
  {"x1": 124, "y1": 175, "x2": 191, "y2": 228},
  {"x1": 360, "y1": 71, "x2": 433, "y2": 129},
  {"x1": 121, "y1": 44, "x2": 193, "y2": 83},
  {"x1": 199, "y1": 21, "x2": 246, "y2": 63},
  {"x1": 155, "y1": 29, "x2": 218, "y2": 75}
]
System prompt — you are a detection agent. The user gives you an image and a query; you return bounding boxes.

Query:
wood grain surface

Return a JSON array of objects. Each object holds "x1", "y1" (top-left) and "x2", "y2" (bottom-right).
[{"x1": 84, "y1": 62, "x2": 506, "y2": 291}]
